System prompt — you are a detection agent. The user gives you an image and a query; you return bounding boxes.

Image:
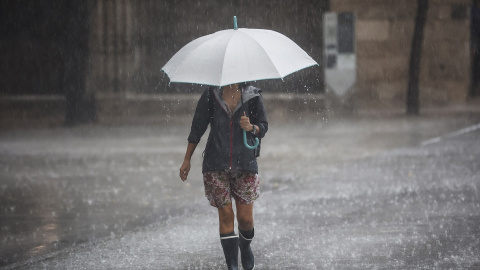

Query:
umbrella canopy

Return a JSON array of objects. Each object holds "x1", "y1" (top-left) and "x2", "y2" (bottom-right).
[{"x1": 162, "y1": 25, "x2": 318, "y2": 87}]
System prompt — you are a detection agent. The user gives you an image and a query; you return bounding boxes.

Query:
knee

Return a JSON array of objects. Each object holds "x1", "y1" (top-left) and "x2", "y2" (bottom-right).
[{"x1": 237, "y1": 216, "x2": 254, "y2": 231}]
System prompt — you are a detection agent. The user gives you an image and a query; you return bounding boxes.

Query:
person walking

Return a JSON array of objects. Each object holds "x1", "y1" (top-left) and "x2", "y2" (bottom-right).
[{"x1": 179, "y1": 82, "x2": 268, "y2": 270}]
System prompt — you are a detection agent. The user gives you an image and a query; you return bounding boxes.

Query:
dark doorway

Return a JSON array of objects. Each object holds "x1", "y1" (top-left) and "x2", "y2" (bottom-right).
[
  {"x1": 0, "y1": 1, "x2": 94, "y2": 125},
  {"x1": 0, "y1": 1, "x2": 75, "y2": 95}
]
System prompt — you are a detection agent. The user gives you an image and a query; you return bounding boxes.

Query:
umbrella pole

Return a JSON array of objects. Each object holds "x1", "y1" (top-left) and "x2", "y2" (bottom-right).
[{"x1": 241, "y1": 87, "x2": 259, "y2": 150}]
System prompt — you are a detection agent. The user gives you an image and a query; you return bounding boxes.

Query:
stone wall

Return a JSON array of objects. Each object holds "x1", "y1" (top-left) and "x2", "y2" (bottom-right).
[
  {"x1": 422, "y1": 0, "x2": 471, "y2": 106},
  {"x1": 331, "y1": 0, "x2": 471, "y2": 110}
]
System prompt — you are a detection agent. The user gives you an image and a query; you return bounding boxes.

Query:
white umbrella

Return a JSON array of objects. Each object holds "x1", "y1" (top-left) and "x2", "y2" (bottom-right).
[
  {"x1": 163, "y1": 17, "x2": 318, "y2": 149},
  {"x1": 162, "y1": 17, "x2": 318, "y2": 87}
]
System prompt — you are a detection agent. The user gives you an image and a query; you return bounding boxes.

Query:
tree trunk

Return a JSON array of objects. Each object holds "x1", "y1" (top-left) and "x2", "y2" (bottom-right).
[{"x1": 407, "y1": 0, "x2": 429, "y2": 115}]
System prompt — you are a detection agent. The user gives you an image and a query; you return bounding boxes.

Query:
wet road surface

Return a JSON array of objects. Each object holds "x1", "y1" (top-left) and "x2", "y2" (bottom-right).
[{"x1": 1, "y1": 109, "x2": 479, "y2": 269}]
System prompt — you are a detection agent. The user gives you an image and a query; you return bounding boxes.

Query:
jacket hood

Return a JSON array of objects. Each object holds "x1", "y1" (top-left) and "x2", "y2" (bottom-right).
[{"x1": 212, "y1": 85, "x2": 262, "y2": 115}]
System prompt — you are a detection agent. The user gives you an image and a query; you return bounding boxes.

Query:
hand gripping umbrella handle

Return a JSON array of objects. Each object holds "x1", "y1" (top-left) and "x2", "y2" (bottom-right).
[{"x1": 243, "y1": 130, "x2": 259, "y2": 149}]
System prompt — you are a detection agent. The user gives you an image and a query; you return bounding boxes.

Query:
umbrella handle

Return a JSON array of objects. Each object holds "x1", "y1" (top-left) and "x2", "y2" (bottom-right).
[
  {"x1": 240, "y1": 83, "x2": 257, "y2": 149},
  {"x1": 243, "y1": 130, "x2": 259, "y2": 149}
]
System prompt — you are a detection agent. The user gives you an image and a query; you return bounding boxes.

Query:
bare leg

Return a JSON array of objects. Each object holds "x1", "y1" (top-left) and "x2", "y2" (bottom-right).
[
  {"x1": 218, "y1": 203, "x2": 235, "y2": 234},
  {"x1": 236, "y1": 202, "x2": 254, "y2": 231}
]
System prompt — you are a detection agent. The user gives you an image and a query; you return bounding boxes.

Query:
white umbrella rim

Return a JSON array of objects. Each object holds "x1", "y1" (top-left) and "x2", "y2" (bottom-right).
[
  {"x1": 161, "y1": 28, "x2": 318, "y2": 87},
  {"x1": 161, "y1": 62, "x2": 318, "y2": 87}
]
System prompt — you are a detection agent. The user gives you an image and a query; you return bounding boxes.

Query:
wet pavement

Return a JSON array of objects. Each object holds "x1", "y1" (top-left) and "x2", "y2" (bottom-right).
[{"x1": 1, "y1": 107, "x2": 480, "y2": 269}]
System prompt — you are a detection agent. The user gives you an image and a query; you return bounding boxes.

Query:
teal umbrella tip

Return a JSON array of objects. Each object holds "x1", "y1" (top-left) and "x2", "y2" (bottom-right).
[{"x1": 233, "y1": 16, "x2": 238, "y2": 30}]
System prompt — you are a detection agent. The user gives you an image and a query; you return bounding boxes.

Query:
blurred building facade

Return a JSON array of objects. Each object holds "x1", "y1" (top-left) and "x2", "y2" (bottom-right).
[
  {"x1": 331, "y1": 0, "x2": 472, "y2": 110},
  {"x1": 0, "y1": 0, "x2": 476, "y2": 127}
]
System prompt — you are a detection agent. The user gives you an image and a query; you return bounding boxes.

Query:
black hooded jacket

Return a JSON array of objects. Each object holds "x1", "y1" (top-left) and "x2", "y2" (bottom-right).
[{"x1": 188, "y1": 85, "x2": 268, "y2": 173}]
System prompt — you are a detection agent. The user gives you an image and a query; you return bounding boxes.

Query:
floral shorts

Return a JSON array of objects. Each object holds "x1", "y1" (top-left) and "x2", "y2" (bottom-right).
[{"x1": 203, "y1": 170, "x2": 260, "y2": 208}]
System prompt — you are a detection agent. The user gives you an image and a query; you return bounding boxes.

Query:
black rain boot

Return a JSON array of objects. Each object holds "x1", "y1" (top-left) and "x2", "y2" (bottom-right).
[
  {"x1": 239, "y1": 228, "x2": 255, "y2": 270},
  {"x1": 220, "y1": 233, "x2": 239, "y2": 270}
]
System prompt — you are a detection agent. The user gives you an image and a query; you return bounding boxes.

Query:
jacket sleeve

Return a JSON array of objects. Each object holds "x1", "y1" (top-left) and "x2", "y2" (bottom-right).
[
  {"x1": 187, "y1": 89, "x2": 211, "y2": 144},
  {"x1": 250, "y1": 94, "x2": 268, "y2": 139}
]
